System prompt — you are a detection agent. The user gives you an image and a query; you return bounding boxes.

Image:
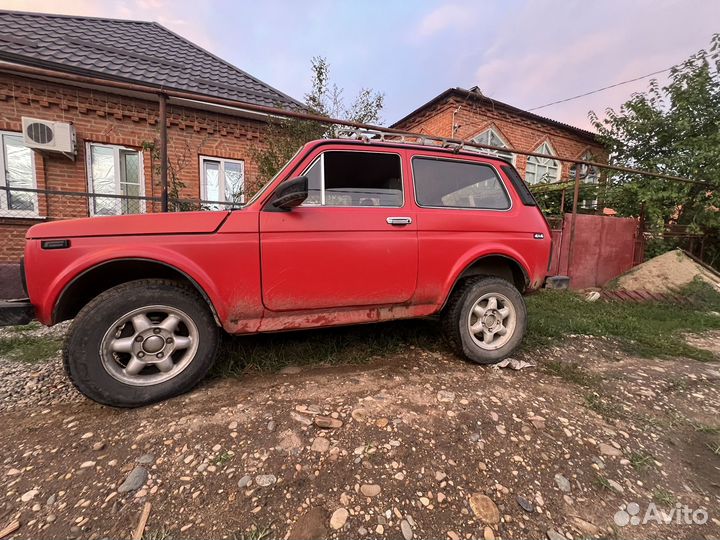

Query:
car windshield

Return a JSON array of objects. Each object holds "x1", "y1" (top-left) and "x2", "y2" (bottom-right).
[{"x1": 239, "y1": 145, "x2": 306, "y2": 208}]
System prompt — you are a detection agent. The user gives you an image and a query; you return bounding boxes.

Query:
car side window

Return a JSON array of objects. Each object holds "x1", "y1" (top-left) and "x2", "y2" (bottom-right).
[
  {"x1": 301, "y1": 151, "x2": 403, "y2": 207},
  {"x1": 413, "y1": 157, "x2": 511, "y2": 210}
]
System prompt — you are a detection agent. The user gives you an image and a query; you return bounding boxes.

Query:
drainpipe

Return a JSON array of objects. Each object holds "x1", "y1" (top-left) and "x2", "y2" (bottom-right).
[
  {"x1": 159, "y1": 93, "x2": 168, "y2": 212},
  {"x1": 451, "y1": 105, "x2": 461, "y2": 138}
]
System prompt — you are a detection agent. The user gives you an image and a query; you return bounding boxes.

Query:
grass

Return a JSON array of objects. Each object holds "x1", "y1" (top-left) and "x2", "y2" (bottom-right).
[
  {"x1": 584, "y1": 393, "x2": 623, "y2": 420},
  {"x1": 2, "y1": 276, "x2": 718, "y2": 371},
  {"x1": 691, "y1": 422, "x2": 720, "y2": 435},
  {"x1": 213, "y1": 451, "x2": 233, "y2": 467},
  {"x1": 142, "y1": 523, "x2": 275, "y2": 540},
  {"x1": 213, "y1": 279, "x2": 719, "y2": 377},
  {"x1": 543, "y1": 360, "x2": 601, "y2": 387},
  {"x1": 0, "y1": 334, "x2": 62, "y2": 363},
  {"x1": 595, "y1": 475, "x2": 613, "y2": 492},
  {"x1": 525, "y1": 282, "x2": 720, "y2": 361},
  {"x1": 653, "y1": 488, "x2": 677, "y2": 506},
  {"x1": 8, "y1": 322, "x2": 43, "y2": 333},
  {"x1": 212, "y1": 318, "x2": 442, "y2": 377},
  {"x1": 142, "y1": 530, "x2": 171, "y2": 540},
  {"x1": 684, "y1": 276, "x2": 720, "y2": 312},
  {"x1": 232, "y1": 524, "x2": 273, "y2": 540},
  {"x1": 629, "y1": 451, "x2": 655, "y2": 471},
  {"x1": 665, "y1": 378, "x2": 689, "y2": 392},
  {"x1": 707, "y1": 441, "x2": 720, "y2": 456}
]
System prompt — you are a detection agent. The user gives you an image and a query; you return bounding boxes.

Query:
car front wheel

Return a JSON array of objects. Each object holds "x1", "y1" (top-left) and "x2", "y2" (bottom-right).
[
  {"x1": 63, "y1": 279, "x2": 219, "y2": 407},
  {"x1": 442, "y1": 276, "x2": 527, "y2": 364}
]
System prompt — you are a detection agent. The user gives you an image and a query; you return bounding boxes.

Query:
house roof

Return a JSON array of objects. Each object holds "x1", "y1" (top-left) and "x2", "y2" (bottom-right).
[
  {"x1": 0, "y1": 10, "x2": 302, "y2": 110},
  {"x1": 391, "y1": 87, "x2": 599, "y2": 143}
]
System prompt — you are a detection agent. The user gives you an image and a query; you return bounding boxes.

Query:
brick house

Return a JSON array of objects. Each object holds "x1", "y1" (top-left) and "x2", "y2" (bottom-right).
[
  {"x1": 0, "y1": 10, "x2": 301, "y2": 298},
  {"x1": 390, "y1": 86, "x2": 605, "y2": 187}
]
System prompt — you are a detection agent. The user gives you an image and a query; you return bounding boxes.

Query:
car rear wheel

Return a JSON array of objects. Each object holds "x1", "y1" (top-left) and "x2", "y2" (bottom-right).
[
  {"x1": 63, "y1": 279, "x2": 219, "y2": 407},
  {"x1": 442, "y1": 276, "x2": 527, "y2": 364}
]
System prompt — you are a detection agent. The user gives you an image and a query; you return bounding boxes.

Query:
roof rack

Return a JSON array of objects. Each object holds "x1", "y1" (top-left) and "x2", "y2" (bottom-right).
[{"x1": 337, "y1": 128, "x2": 480, "y2": 154}]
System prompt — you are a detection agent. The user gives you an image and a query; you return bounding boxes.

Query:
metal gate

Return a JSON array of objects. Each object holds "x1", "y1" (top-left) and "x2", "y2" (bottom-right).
[{"x1": 549, "y1": 213, "x2": 642, "y2": 289}]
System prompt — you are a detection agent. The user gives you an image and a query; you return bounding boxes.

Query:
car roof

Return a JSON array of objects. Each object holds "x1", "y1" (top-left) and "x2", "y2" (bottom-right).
[{"x1": 306, "y1": 138, "x2": 515, "y2": 168}]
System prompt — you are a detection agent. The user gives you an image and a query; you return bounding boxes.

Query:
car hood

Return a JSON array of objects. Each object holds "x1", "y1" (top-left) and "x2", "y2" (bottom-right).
[{"x1": 26, "y1": 211, "x2": 231, "y2": 239}]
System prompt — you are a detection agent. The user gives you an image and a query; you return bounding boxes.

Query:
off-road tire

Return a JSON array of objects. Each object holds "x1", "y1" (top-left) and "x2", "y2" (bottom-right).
[
  {"x1": 441, "y1": 276, "x2": 527, "y2": 364},
  {"x1": 63, "y1": 279, "x2": 219, "y2": 407}
]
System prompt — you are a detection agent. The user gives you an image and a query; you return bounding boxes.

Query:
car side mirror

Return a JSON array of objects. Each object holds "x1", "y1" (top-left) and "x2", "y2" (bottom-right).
[{"x1": 269, "y1": 176, "x2": 309, "y2": 211}]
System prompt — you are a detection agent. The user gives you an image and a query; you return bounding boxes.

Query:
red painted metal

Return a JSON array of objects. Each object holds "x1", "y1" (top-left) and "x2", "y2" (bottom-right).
[
  {"x1": 29, "y1": 211, "x2": 230, "y2": 238},
  {"x1": 548, "y1": 228, "x2": 563, "y2": 276},
  {"x1": 551, "y1": 213, "x2": 640, "y2": 289},
  {"x1": 24, "y1": 140, "x2": 552, "y2": 332}
]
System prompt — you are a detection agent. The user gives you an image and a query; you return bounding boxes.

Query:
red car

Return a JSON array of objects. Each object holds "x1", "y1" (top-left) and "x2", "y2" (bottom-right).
[{"x1": 2, "y1": 139, "x2": 551, "y2": 407}]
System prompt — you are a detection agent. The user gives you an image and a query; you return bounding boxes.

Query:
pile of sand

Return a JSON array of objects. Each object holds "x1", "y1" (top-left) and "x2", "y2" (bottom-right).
[{"x1": 614, "y1": 249, "x2": 720, "y2": 294}]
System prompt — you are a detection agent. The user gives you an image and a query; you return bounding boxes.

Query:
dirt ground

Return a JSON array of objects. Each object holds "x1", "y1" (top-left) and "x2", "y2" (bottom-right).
[
  {"x1": 615, "y1": 249, "x2": 720, "y2": 294},
  {"x1": 1, "y1": 332, "x2": 719, "y2": 540}
]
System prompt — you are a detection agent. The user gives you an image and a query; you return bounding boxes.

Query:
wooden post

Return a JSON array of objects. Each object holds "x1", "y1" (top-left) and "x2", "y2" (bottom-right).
[
  {"x1": 566, "y1": 166, "x2": 582, "y2": 278},
  {"x1": 132, "y1": 502, "x2": 152, "y2": 540},
  {"x1": 159, "y1": 93, "x2": 168, "y2": 212}
]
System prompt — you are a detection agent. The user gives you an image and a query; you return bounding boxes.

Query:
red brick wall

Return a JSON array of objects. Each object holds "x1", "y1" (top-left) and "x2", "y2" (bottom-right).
[
  {"x1": 0, "y1": 221, "x2": 33, "y2": 262},
  {"x1": 395, "y1": 97, "x2": 606, "y2": 179},
  {"x1": 0, "y1": 73, "x2": 273, "y2": 263}
]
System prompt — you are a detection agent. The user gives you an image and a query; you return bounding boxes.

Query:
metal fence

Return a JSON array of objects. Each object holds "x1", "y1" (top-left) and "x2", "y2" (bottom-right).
[
  {"x1": 526, "y1": 165, "x2": 718, "y2": 269},
  {"x1": 4, "y1": 62, "x2": 718, "y2": 274},
  {"x1": 1, "y1": 141, "x2": 717, "y2": 280},
  {"x1": 0, "y1": 184, "x2": 240, "y2": 221}
]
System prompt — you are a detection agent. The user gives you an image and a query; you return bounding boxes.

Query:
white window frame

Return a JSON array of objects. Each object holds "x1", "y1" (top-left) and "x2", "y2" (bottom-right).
[
  {"x1": 0, "y1": 131, "x2": 39, "y2": 217},
  {"x1": 86, "y1": 142, "x2": 145, "y2": 216},
  {"x1": 199, "y1": 155, "x2": 245, "y2": 207},
  {"x1": 469, "y1": 127, "x2": 516, "y2": 165},
  {"x1": 571, "y1": 151, "x2": 601, "y2": 209},
  {"x1": 526, "y1": 140, "x2": 561, "y2": 185}
]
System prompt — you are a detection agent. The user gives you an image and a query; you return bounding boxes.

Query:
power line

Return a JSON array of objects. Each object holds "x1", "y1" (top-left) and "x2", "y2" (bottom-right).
[{"x1": 527, "y1": 66, "x2": 674, "y2": 111}]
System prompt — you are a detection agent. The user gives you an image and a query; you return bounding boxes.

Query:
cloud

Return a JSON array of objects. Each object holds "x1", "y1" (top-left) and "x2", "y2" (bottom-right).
[
  {"x1": 464, "y1": 0, "x2": 719, "y2": 129},
  {"x1": 416, "y1": 4, "x2": 468, "y2": 38},
  {"x1": 2, "y1": 0, "x2": 717, "y2": 130}
]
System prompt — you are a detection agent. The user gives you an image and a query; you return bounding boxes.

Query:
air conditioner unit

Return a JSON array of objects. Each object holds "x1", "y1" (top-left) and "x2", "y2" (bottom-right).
[{"x1": 21, "y1": 117, "x2": 76, "y2": 159}]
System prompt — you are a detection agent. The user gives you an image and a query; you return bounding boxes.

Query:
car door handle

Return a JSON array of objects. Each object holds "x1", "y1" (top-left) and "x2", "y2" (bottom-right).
[{"x1": 386, "y1": 217, "x2": 412, "y2": 226}]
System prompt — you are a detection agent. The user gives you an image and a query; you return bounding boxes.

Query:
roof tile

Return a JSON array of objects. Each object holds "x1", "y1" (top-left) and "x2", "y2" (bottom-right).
[{"x1": 0, "y1": 10, "x2": 302, "y2": 110}]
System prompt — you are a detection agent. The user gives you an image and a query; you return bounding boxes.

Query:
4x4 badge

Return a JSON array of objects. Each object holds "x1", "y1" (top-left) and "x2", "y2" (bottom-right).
[{"x1": 533, "y1": 233, "x2": 545, "y2": 240}]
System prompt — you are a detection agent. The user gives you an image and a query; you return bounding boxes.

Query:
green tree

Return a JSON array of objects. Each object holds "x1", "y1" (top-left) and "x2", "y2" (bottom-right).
[
  {"x1": 248, "y1": 56, "x2": 384, "y2": 195},
  {"x1": 589, "y1": 33, "x2": 720, "y2": 267}
]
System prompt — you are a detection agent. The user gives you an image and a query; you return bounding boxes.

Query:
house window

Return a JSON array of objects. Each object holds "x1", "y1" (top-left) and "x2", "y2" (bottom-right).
[
  {"x1": 413, "y1": 157, "x2": 510, "y2": 210},
  {"x1": 525, "y1": 141, "x2": 560, "y2": 184},
  {"x1": 570, "y1": 151, "x2": 601, "y2": 209},
  {"x1": 0, "y1": 132, "x2": 38, "y2": 215},
  {"x1": 301, "y1": 151, "x2": 403, "y2": 207},
  {"x1": 200, "y1": 156, "x2": 244, "y2": 210},
  {"x1": 87, "y1": 143, "x2": 144, "y2": 216},
  {"x1": 469, "y1": 128, "x2": 515, "y2": 164}
]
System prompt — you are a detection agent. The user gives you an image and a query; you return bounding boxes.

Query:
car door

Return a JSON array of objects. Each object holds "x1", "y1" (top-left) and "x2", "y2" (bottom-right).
[
  {"x1": 259, "y1": 147, "x2": 417, "y2": 311},
  {"x1": 410, "y1": 154, "x2": 525, "y2": 304}
]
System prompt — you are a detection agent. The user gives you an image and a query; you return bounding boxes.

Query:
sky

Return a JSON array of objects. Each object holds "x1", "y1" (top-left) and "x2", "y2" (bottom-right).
[{"x1": 1, "y1": 0, "x2": 718, "y2": 131}]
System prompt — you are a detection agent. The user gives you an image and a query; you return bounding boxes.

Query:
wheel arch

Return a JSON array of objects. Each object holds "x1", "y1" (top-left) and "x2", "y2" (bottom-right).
[
  {"x1": 440, "y1": 253, "x2": 530, "y2": 311},
  {"x1": 52, "y1": 258, "x2": 221, "y2": 326}
]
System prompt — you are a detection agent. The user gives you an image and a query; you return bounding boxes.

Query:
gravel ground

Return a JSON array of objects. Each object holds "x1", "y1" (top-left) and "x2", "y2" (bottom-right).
[
  {"x1": 0, "y1": 328, "x2": 719, "y2": 540},
  {"x1": 0, "y1": 322, "x2": 79, "y2": 411}
]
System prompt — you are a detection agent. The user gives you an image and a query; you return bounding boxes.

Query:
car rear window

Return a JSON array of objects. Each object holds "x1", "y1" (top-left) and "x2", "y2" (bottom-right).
[
  {"x1": 412, "y1": 157, "x2": 510, "y2": 210},
  {"x1": 501, "y1": 164, "x2": 538, "y2": 206}
]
